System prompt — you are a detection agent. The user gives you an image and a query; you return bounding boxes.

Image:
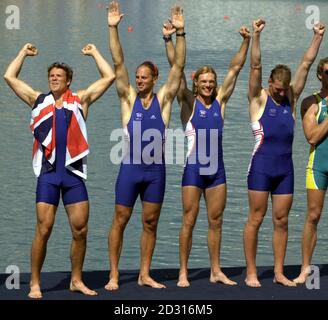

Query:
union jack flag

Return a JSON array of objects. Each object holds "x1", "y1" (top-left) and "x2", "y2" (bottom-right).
[{"x1": 30, "y1": 89, "x2": 89, "y2": 179}]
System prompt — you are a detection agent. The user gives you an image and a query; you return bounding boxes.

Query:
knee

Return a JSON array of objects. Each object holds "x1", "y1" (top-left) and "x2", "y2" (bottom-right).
[
  {"x1": 307, "y1": 209, "x2": 321, "y2": 226},
  {"x1": 143, "y1": 216, "x2": 159, "y2": 233},
  {"x1": 247, "y1": 208, "x2": 266, "y2": 228},
  {"x1": 37, "y1": 222, "x2": 53, "y2": 240},
  {"x1": 72, "y1": 225, "x2": 88, "y2": 241},
  {"x1": 113, "y1": 208, "x2": 131, "y2": 228},
  {"x1": 208, "y1": 214, "x2": 223, "y2": 230},
  {"x1": 182, "y1": 207, "x2": 198, "y2": 230},
  {"x1": 273, "y1": 215, "x2": 288, "y2": 229}
]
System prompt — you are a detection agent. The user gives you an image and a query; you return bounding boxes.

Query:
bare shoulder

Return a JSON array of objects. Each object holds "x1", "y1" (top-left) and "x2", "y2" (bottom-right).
[
  {"x1": 250, "y1": 88, "x2": 267, "y2": 106},
  {"x1": 180, "y1": 87, "x2": 194, "y2": 107},
  {"x1": 216, "y1": 85, "x2": 223, "y2": 103},
  {"x1": 30, "y1": 90, "x2": 43, "y2": 107},
  {"x1": 249, "y1": 88, "x2": 267, "y2": 121},
  {"x1": 76, "y1": 89, "x2": 84, "y2": 99},
  {"x1": 301, "y1": 94, "x2": 318, "y2": 118},
  {"x1": 301, "y1": 94, "x2": 317, "y2": 108},
  {"x1": 117, "y1": 84, "x2": 137, "y2": 107}
]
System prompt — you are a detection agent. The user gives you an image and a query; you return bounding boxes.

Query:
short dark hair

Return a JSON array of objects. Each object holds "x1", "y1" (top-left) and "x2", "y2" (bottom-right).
[
  {"x1": 316, "y1": 57, "x2": 328, "y2": 81},
  {"x1": 47, "y1": 62, "x2": 73, "y2": 83},
  {"x1": 269, "y1": 64, "x2": 291, "y2": 87},
  {"x1": 136, "y1": 61, "x2": 159, "y2": 78}
]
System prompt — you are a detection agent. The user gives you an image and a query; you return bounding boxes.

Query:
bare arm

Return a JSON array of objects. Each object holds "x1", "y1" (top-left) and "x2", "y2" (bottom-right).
[
  {"x1": 77, "y1": 44, "x2": 115, "y2": 117},
  {"x1": 162, "y1": 19, "x2": 193, "y2": 113},
  {"x1": 218, "y1": 26, "x2": 251, "y2": 106},
  {"x1": 163, "y1": 21, "x2": 176, "y2": 67},
  {"x1": 3, "y1": 43, "x2": 41, "y2": 108},
  {"x1": 301, "y1": 95, "x2": 328, "y2": 145},
  {"x1": 248, "y1": 19, "x2": 265, "y2": 102},
  {"x1": 291, "y1": 22, "x2": 325, "y2": 101},
  {"x1": 108, "y1": 1, "x2": 135, "y2": 105},
  {"x1": 158, "y1": 6, "x2": 186, "y2": 125}
]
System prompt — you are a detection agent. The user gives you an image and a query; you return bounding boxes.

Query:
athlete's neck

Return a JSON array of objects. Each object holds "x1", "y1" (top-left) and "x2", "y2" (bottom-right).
[
  {"x1": 138, "y1": 91, "x2": 154, "y2": 109},
  {"x1": 197, "y1": 95, "x2": 213, "y2": 108},
  {"x1": 52, "y1": 91, "x2": 65, "y2": 107},
  {"x1": 267, "y1": 90, "x2": 285, "y2": 106}
]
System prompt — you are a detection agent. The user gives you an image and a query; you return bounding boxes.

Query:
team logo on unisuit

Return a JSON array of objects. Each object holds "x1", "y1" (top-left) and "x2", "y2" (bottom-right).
[
  {"x1": 135, "y1": 112, "x2": 143, "y2": 121},
  {"x1": 269, "y1": 108, "x2": 277, "y2": 117},
  {"x1": 199, "y1": 110, "x2": 207, "y2": 118}
]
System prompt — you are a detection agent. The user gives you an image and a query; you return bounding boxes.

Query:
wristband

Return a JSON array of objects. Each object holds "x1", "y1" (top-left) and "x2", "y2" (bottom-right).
[
  {"x1": 176, "y1": 32, "x2": 186, "y2": 37},
  {"x1": 163, "y1": 35, "x2": 172, "y2": 42}
]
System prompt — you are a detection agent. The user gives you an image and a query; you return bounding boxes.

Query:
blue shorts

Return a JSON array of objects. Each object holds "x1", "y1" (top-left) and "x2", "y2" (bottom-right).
[
  {"x1": 247, "y1": 153, "x2": 294, "y2": 194},
  {"x1": 36, "y1": 170, "x2": 88, "y2": 206},
  {"x1": 182, "y1": 165, "x2": 226, "y2": 189},
  {"x1": 115, "y1": 164, "x2": 166, "y2": 207}
]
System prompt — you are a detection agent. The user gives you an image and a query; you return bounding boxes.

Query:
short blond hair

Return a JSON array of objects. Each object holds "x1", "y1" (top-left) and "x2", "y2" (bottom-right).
[{"x1": 269, "y1": 64, "x2": 291, "y2": 87}]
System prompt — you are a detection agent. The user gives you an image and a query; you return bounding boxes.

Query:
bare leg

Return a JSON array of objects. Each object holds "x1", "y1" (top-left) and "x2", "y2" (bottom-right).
[
  {"x1": 204, "y1": 184, "x2": 236, "y2": 285},
  {"x1": 177, "y1": 186, "x2": 202, "y2": 287},
  {"x1": 28, "y1": 202, "x2": 57, "y2": 299},
  {"x1": 66, "y1": 201, "x2": 97, "y2": 295},
  {"x1": 243, "y1": 191, "x2": 269, "y2": 287},
  {"x1": 105, "y1": 204, "x2": 133, "y2": 290},
  {"x1": 271, "y1": 194, "x2": 296, "y2": 286},
  {"x1": 138, "y1": 201, "x2": 165, "y2": 289},
  {"x1": 294, "y1": 189, "x2": 325, "y2": 284}
]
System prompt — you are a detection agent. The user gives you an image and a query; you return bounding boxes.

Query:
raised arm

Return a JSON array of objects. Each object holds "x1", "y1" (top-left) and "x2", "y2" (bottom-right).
[
  {"x1": 163, "y1": 21, "x2": 176, "y2": 67},
  {"x1": 3, "y1": 43, "x2": 41, "y2": 108},
  {"x1": 248, "y1": 19, "x2": 265, "y2": 102},
  {"x1": 77, "y1": 44, "x2": 115, "y2": 118},
  {"x1": 162, "y1": 20, "x2": 193, "y2": 112},
  {"x1": 158, "y1": 6, "x2": 186, "y2": 125},
  {"x1": 291, "y1": 22, "x2": 325, "y2": 102},
  {"x1": 218, "y1": 26, "x2": 250, "y2": 107},
  {"x1": 108, "y1": 1, "x2": 134, "y2": 104},
  {"x1": 301, "y1": 95, "x2": 328, "y2": 145}
]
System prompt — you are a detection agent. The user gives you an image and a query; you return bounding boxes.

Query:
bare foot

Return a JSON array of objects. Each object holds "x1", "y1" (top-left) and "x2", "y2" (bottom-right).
[
  {"x1": 177, "y1": 273, "x2": 190, "y2": 287},
  {"x1": 245, "y1": 274, "x2": 261, "y2": 287},
  {"x1": 105, "y1": 278, "x2": 119, "y2": 291},
  {"x1": 138, "y1": 275, "x2": 166, "y2": 289},
  {"x1": 273, "y1": 274, "x2": 296, "y2": 287},
  {"x1": 28, "y1": 283, "x2": 42, "y2": 299},
  {"x1": 210, "y1": 271, "x2": 237, "y2": 285},
  {"x1": 293, "y1": 267, "x2": 311, "y2": 284},
  {"x1": 70, "y1": 280, "x2": 97, "y2": 295}
]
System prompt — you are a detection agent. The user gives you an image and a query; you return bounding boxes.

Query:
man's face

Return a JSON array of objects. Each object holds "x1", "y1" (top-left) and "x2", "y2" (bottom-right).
[
  {"x1": 194, "y1": 72, "x2": 216, "y2": 98},
  {"x1": 48, "y1": 67, "x2": 70, "y2": 94},
  {"x1": 268, "y1": 78, "x2": 289, "y2": 103},
  {"x1": 135, "y1": 66, "x2": 156, "y2": 94}
]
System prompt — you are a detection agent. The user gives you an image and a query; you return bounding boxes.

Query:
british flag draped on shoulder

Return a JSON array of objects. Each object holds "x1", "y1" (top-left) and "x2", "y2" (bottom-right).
[{"x1": 30, "y1": 89, "x2": 89, "y2": 179}]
